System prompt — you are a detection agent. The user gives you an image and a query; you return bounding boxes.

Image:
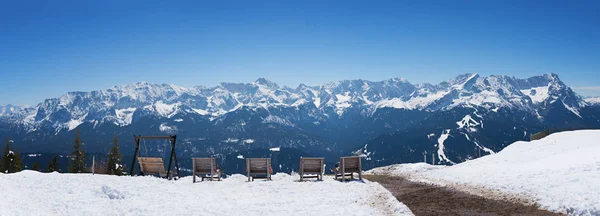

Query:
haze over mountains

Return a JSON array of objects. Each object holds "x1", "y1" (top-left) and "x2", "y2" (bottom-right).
[{"x1": 1, "y1": 73, "x2": 599, "y2": 172}]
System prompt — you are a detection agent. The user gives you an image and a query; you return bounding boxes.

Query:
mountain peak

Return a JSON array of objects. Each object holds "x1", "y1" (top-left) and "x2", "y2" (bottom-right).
[
  {"x1": 254, "y1": 78, "x2": 279, "y2": 88},
  {"x1": 450, "y1": 73, "x2": 479, "y2": 86}
]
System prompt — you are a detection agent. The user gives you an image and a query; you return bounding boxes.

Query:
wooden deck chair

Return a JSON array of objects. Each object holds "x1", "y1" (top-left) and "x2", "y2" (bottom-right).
[
  {"x1": 137, "y1": 157, "x2": 174, "y2": 178},
  {"x1": 192, "y1": 158, "x2": 222, "y2": 183},
  {"x1": 299, "y1": 157, "x2": 324, "y2": 182},
  {"x1": 246, "y1": 158, "x2": 272, "y2": 181},
  {"x1": 334, "y1": 156, "x2": 362, "y2": 182}
]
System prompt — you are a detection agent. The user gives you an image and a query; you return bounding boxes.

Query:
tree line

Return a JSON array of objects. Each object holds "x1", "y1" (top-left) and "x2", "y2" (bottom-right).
[{"x1": 1, "y1": 128, "x2": 125, "y2": 175}]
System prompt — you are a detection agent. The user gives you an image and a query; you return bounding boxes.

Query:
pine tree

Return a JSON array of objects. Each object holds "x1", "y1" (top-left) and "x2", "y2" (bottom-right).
[
  {"x1": 68, "y1": 128, "x2": 87, "y2": 173},
  {"x1": 12, "y1": 148, "x2": 22, "y2": 173},
  {"x1": 1, "y1": 138, "x2": 10, "y2": 173},
  {"x1": 32, "y1": 162, "x2": 41, "y2": 171},
  {"x1": 1, "y1": 137, "x2": 22, "y2": 173},
  {"x1": 47, "y1": 154, "x2": 59, "y2": 173},
  {"x1": 106, "y1": 135, "x2": 125, "y2": 175}
]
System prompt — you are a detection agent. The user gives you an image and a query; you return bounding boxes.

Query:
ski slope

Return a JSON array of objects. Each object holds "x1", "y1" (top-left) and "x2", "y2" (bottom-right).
[
  {"x1": 0, "y1": 172, "x2": 412, "y2": 216},
  {"x1": 368, "y1": 130, "x2": 600, "y2": 216}
]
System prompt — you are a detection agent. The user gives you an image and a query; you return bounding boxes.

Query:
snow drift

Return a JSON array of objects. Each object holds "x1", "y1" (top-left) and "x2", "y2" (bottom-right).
[
  {"x1": 368, "y1": 130, "x2": 600, "y2": 215},
  {"x1": 0, "y1": 172, "x2": 412, "y2": 216}
]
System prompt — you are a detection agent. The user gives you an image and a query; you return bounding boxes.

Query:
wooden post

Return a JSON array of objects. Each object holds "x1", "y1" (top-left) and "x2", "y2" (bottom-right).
[
  {"x1": 166, "y1": 135, "x2": 176, "y2": 180},
  {"x1": 299, "y1": 158, "x2": 303, "y2": 182},
  {"x1": 320, "y1": 158, "x2": 324, "y2": 181},
  {"x1": 210, "y1": 158, "x2": 214, "y2": 181},
  {"x1": 130, "y1": 136, "x2": 141, "y2": 175},
  {"x1": 92, "y1": 156, "x2": 95, "y2": 175},
  {"x1": 358, "y1": 157, "x2": 362, "y2": 180},
  {"x1": 341, "y1": 158, "x2": 346, "y2": 182},
  {"x1": 267, "y1": 159, "x2": 272, "y2": 180},
  {"x1": 246, "y1": 158, "x2": 251, "y2": 182},
  {"x1": 192, "y1": 159, "x2": 196, "y2": 183}
]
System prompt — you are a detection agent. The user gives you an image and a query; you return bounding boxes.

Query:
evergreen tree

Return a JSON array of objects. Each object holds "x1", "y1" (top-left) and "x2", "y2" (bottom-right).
[
  {"x1": 32, "y1": 162, "x2": 41, "y2": 171},
  {"x1": 68, "y1": 129, "x2": 87, "y2": 173},
  {"x1": 47, "y1": 155, "x2": 59, "y2": 173},
  {"x1": 2, "y1": 137, "x2": 22, "y2": 173},
  {"x1": 1, "y1": 138, "x2": 10, "y2": 173},
  {"x1": 12, "y1": 148, "x2": 22, "y2": 173},
  {"x1": 106, "y1": 135, "x2": 125, "y2": 175}
]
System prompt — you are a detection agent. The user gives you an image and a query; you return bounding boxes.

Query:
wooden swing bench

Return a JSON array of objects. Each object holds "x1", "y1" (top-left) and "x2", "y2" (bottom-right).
[
  {"x1": 192, "y1": 158, "x2": 222, "y2": 182},
  {"x1": 246, "y1": 158, "x2": 272, "y2": 181},
  {"x1": 137, "y1": 157, "x2": 176, "y2": 179},
  {"x1": 334, "y1": 156, "x2": 362, "y2": 182},
  {"x1": 299, "y1": 157, "x2": 324, "y2": 181},
  {"x1": 131, "y1": 135, "x2": 180, "y2": 180}
]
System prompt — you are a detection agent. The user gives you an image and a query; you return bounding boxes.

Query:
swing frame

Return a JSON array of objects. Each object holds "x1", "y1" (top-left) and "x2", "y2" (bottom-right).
[{"x1": 130, "y1": 135, "x2": 180, "y2": 180}]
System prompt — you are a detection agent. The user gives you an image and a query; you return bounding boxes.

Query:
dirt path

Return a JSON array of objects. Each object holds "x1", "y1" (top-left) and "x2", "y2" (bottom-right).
[{"x1": 365, "y1": 175, "x2": 562, "y2": 216}]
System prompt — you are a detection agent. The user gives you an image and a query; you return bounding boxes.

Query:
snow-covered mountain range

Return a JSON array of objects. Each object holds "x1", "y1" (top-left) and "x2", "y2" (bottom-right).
[
  {"x1": 0, "y1": 73, "x2": 589, "y2": 133},
  {"x1": 2, "y1": 73, "x2": 599, "y2": 172}
]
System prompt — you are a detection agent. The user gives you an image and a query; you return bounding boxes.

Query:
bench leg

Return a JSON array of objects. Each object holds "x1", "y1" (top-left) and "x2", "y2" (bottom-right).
[{"x1": 193, "y1": 174, "x2": 196, "y2": 183}]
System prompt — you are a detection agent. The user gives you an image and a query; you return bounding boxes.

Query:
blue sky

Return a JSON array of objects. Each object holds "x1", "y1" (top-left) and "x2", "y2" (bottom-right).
[{"x1": 1, "y1": 0, "x2": 599, "y2": 105}]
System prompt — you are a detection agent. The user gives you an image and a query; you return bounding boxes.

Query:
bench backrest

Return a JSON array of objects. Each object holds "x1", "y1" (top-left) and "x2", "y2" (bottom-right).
[
  {"x1": 247, "y1": 158, "x2": 271, "y2": 173},
  {"x1": 300, "y1": 157, "x2": 324, "y2": 173},
  {"x1": 193, "y1": 158, "x2": 217, "y2": 172},
  {"x1": 340, "y1": 156, "x2": 361, "y2": 171},
  {"x1": 138, "y1": 157, "x2": 167, "y2": 175}
]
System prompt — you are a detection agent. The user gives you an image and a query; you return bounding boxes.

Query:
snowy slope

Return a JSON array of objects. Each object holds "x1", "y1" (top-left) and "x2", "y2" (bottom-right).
[
  {"x1": 586, "y1": 97, "x2": 600, "y2": 105},
  {"x1": 367, "y1": 130, "x2": 600, "y2": 215},
  {"x1": 0, "y1": 172, "x2": 412, "y2": 216}
]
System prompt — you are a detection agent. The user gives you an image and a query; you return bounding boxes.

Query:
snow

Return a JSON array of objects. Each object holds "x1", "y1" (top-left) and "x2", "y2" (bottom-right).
[
  {"x1": 436, "y1": 129, "x2": 455, "y2": 164},
  {"x1": 456, "y1": 115, "x2": 480, "y2": 129},
  {"x1": 242, "y1": 139, "x2": 255, "y2": 144},
  {"x1": 4, "y1": 74, "x2": 588, "y2": 132},
  {"x1": 368, "y1": 130, "x2": 600, "y2": 215},
  {"x1": 334, "y1": 92, "x2": 352, "y2": 115},
  {"x1": 521, "y1": 85, "x2": 550, "y2": 104},
  {"x1": 114, "y1": 108, "x2": 136, "y2": 126},
  {"x1": 262, "y1": 115, "x2": 295, "y2": 127},
  {"x1": 158, "y1": 123, "x2": 176, "y2": 133},
  {"x1": 427, "y1": 133, "x2": 435, "y2": 139},
  {"x1": 236, "y1": 155, "x2": 244, "y2": 159},
  {"x1": 313, "y1": 96, "x2": 321, "y2": 108},
  {"x1": 191, "y1": 108, "x2": 209, "y2": 116},
  {"x1": 67, "y1": 119, "x2": 83, "y2": 131},
  {"x1": 563, "y1": 102, "x2": 582, "y2": 118},
  {"x1": 0, "y1": 172, "x2": 412, "y2": 216},
  {"x1": 269, "y1": 147, "x2": 280, "y2": 152},
  {"x1": 146, "y1": 101, "x2": 180, "y2": 118},
  {"x1": 222, "y1": 138, "x2": 239, "y2": 143},
  {"x1": 585, "y1": 97, "x2": 600, "y2": 105}
]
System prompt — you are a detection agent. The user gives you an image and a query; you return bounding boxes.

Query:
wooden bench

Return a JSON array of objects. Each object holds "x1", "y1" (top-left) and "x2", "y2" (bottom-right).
[
  {"x1": 137, "y1": 157, "x2": 174, "y2": 178},
  {"x1": 192, "y1": 158, "x2": 222, "y2": 182},
  {"x1": 246, "y1": 158, "x2": 272, "y2": 181},
  {"x1": 299, "y1": 157, "x2": 324, "y2": 182},
  {"x1": 334, "y1": 156, "x2": 362, "y2": 182}
]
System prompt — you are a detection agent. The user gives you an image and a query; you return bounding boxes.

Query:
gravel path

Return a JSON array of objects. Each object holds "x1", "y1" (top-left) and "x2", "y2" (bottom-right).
[{"x1": 365, "y1": 175, "x2": 562, "y2": 216}]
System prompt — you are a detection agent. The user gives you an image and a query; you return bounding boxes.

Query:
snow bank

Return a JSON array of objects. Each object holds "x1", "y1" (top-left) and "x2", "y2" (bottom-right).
[
  {"x1": 0, "y1": 172, "x2": 412, "y2": 216},
  {"x1": 368, "y1": 130, "x2": 600, "y2": 215}
]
